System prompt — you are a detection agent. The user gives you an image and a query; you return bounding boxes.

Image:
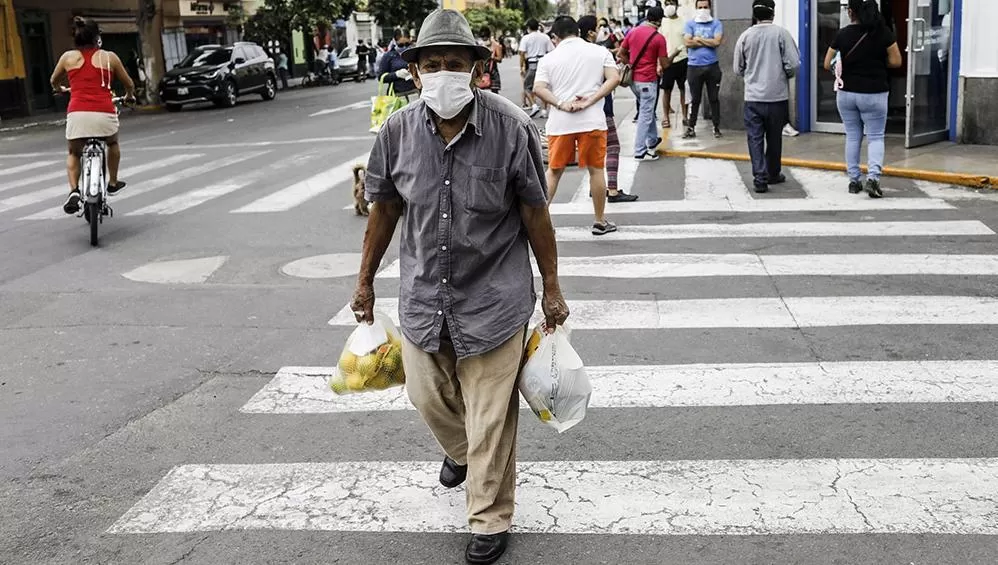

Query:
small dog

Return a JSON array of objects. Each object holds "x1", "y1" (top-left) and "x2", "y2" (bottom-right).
[{"x1": 352, "y1": 164, "x2": 370, "y2": 216}]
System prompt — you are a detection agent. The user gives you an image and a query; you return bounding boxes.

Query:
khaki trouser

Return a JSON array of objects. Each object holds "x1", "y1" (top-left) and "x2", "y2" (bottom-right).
[{"x1": 402, "y1": 326, "x2": 526, "y2": 534}]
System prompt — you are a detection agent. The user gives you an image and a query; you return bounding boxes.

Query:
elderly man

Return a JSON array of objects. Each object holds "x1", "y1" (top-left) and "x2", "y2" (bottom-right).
[{"x1": 350, "y1": 9, "x2": 568, "y2": 565}]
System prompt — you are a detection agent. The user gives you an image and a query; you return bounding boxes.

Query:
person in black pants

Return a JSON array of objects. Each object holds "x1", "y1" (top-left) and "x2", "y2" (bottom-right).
[{"x1": 683, "y1": 0, "x2": 724, "y2": 138}]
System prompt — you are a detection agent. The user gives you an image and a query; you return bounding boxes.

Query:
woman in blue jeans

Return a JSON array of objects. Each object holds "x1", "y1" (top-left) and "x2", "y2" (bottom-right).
[{"x1": 823, "y1": 0, "x2": 902, "y2": 198}]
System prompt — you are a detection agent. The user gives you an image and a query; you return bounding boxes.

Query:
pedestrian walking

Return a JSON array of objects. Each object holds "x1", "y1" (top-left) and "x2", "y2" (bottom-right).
[
  {"x1": 378, "y1": 30, "x2": 418, "y2": 96},
  {"x1": 519, "y1": 19, "x2": 555, "y2": 116},
  {"x1": 534, "y1": 16, "x2": 623, "y2": 235},
  {"x1": 367, "y1": 40, "x2": 378, "y2": 78},
  {"x1": 824, "y1": 0, "x2": 902, "y2": 198},
  {"x1": 351, "y1": 9, "x2": 567, "y2": 565},
  {"x1": 356, "y1": 39, "x2": 369, "y2": 78},
  {"x1": 619, "y1": 6, "x2": 668, "y2": 161},
  {"x1": 733, "y1": 0, "x2": 800, "y2": 193},
  {"x1": 658, "y1": 0, "x2": 689, "y2": 129},
  {"x1": 683, "y1": 0, "x2": 724, "y2": 139},
  {"x1": 477, "y1": 26, "x2": 503, "y2": 94},
  {"x1": 276, "y1": 49, "x2": 289, "y2": 90},
  {"x1": 578, "y1": 15, "x2": 638, "y2": 203}
]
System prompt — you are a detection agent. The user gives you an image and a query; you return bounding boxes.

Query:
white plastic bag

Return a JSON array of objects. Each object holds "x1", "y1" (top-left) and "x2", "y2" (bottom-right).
[
  {"x1": 519, "y1": 323, "x2": 592, "y2": 433},
  {"x1": 329, "y1": 312, "x2": 405, "y2": 395}
]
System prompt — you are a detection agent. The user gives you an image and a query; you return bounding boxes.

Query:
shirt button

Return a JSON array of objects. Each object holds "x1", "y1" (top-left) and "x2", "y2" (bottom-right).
[
  {"x1": 441, "y1": 245, "x2": 447, "y2": 251},
  {"x1": 437, "y1": 310, "x2": 443, "y2": 315},
  {"x1": 442, "y1": 213, "x2": 448, "y2": 219},
  {"x1": 444, "y1": 180, "x2": 451, "y2": 186},
  {"x1": 442, "y1": 278, "x2": 448, "y2": 284}
]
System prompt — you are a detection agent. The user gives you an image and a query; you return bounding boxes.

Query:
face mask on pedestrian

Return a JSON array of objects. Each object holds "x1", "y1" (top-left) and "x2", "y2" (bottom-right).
[
  {"x1": 418, "y1": 70, "x2": 474, "y2": 119},
  {"x1": 665, "y1": 5, "x2": 678, "y2": 17},
  {"x1": 694, "y1": 8, "x2": 713, "y2": 22}
]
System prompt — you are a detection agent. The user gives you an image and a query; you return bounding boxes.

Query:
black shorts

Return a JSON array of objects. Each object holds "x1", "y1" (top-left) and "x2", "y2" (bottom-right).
[{"x1": 660, "y1": 58, "x2": 688, "y2": 91}]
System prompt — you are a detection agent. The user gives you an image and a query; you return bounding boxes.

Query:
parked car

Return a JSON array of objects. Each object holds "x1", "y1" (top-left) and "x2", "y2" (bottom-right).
[
  {"x1": 335, "y1": 47, "x2": 368, "y2": 82},
  {"x1": 159, "y1": 42, "x2": 277, "y2": 111}
]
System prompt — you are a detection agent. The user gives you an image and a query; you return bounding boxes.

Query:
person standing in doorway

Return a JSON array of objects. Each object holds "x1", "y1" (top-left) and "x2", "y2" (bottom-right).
[
  {"x1": 658, "y1": 0, "x2": 688, "y2": 129},
  {"x1": 734, "y1": 0, "x2": 800, "y2": 193},
  {"x1": 519, "y1": 18, "x2": 555, "y2": 116},
  {"x1": 534, "y1": 15, "x2": 623, "y2": 235},
  {"x1": 619, "y1": 6, "x2": 668, "y2": 161},
  {"x1": 824, "y1": 0, "x2": 902, "y2": 198},
  {"x1": 683, "y1": 0, "x2": 724, "y2": 139}
]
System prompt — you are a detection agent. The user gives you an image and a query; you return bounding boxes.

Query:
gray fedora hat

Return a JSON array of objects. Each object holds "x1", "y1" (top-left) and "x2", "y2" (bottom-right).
[{"x1": 401, "y1": 9, "x2": 492, "y2": 63}]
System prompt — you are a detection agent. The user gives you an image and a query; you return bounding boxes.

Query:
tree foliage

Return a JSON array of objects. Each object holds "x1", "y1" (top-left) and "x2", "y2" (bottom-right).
[
  {"x1": 464, "y1": 7, "x2": 524, "y2": 36},
  {"x1": 366, "y1": 0, "x2": 438, "y2": 32},
  {"x1": 243, "y1": 1, "x2": 293, "y2": 47},
  {"x1": 503, "y1": 0, "x2": 551, "y2": 23}
]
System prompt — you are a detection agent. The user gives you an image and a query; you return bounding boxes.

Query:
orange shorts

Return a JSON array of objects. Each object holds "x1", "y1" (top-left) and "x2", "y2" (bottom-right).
[{"x1": 547, "y1": 130, "x2": 608, "y2": 170}]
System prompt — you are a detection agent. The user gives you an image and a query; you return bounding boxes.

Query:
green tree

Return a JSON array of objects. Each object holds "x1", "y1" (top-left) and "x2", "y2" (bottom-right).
[
  {"x1": 464, "y1": 7, "x2": 524, "y2": 36},
  {"x1": 243, "y1": 2, "x2": 292, "y2": 48},
  {"x1": 366, "y1": 0, "x2": 438, "y2": 32},
  {"x1": 504, "y1": 0, "x2": 551, "y2": 23}
]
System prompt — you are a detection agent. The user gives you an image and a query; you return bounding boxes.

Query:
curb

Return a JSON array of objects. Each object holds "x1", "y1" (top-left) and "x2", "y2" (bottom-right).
[{"x1": 660, "y1": 148, "x2": 998, "y2": 190}]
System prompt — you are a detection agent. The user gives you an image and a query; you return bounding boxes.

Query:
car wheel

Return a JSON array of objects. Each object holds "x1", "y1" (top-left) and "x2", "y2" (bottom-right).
[
  {"x1": 261, "y1": 76, "x2": 276, "y2": 100},
  {"x1": 217, "y1": 80, "x2": 237, "y2": 108},
  {"x1": 165, "y1": 104, "x2": 182, "y2": 112}
]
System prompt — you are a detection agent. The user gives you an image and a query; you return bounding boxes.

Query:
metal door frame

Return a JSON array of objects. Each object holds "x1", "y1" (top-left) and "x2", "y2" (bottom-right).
[
  {"x1": 810, "y1": 0, "x2": 847, "y2": 134},
  {"x1": 904, "y1": 0, "x2": 952, "y2": 148}
]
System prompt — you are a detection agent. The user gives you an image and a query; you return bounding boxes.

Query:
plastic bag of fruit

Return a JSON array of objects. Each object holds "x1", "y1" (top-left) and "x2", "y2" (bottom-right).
[
  {"x1": 329, "y1": 313, "x2": 406, "y2": 395},
  {"x1": 518, "y1": 322, "x2": 591, "y2": 433}
]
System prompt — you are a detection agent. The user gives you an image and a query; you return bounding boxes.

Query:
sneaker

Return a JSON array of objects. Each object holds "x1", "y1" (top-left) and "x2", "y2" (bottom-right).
[
  {"x1": 529, "y1": 105, "x2": 540, "y2": 118},
  {"x1": 713, "y1": 128, "x2": 723, "y2": 138},
  {"x1": 783, "y1": 124, "x2": 800, "y2": 137},
  {"x1": 63, "y1": 191, "x2": 82, "y2": 215},
  {"x1": 634, "y1": 152, "x2": 660, "y2": 161},
  {"x1": 538, "y1": 110, "x2": 548, "y2": 119},
  {"x1": 682, "y1": 127, "x2": 696, "y2": 139},
  {"x1": 650, "y1": 137, "x2": 662, "y2": 149},
  {"x1": 769, "y1": 174, "x2": 786, "y2": 185},
  {"x1": 592, "y1": 219, "x2": 618, "y2": 236},
  {"x1": 754, "y1": 183, "x2": 769, "y2": 193},
  {"x1": 108, "y1": 181, "x2": 127, "y2": 195},
  {"x1": 848, "y1": 180, "x2": 863, "y2": 194},
  {"x1": 608, "y1": 192, "x2": 639, "y2": 203},
  {"x1": 865, "y1": 178, "x2": 883, "y2": 199}
]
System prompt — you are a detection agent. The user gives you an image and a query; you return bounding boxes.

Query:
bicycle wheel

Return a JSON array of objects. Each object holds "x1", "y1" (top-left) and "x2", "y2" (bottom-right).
[{"x1": 86, "y1": 201, "x2": 99, "y2": 246}]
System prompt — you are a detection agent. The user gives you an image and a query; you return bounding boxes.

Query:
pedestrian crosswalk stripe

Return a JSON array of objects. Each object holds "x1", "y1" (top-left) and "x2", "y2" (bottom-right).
[
  {"x1": 375, "y1": 253, "x2": 998, "y2": 279},
  {"x1": 0, "y1": 168, "x2": 67, "y2": 195},
  {"x1": 0, "y1": 160, "x2": 58, "y2": 180},
  {"x1": 107, "y1": 458, "x2": 998, "y2": 535},
  {"x1": 18, "y1": 153, "x2": 265, "y2": 220},
  {"x1": 129, "y1": 152, "x2": 315, "y2": 215},
  {"x1": 241, "y1": 360, "x2": 998, "y2": 414},
  {"x1": 685, "y1": 157, "x2": 752, "y2": 202},
  {"x1": 0, "y1": 154, "x2": 201, "y2": 214},
  {"x1": 231, "y1": 151, "x2": 370, "y2": 213},
  {"x1": 789, "y1": 166, "x2": 864, "y2": 200},
  {"x1": 548, "y1": 197, "x2": 953, "y2": 214},
  {"x1": 328, "y1": 295, "x2": 998, "y2": 329},
  {"x1": 555, "y1": 220, "x2": 991, "y2": 240}
]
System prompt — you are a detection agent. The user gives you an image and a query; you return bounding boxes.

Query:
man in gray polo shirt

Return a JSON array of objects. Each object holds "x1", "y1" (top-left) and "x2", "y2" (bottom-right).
[{"x1": 349, "y1": 9, "x2": 568, "y2": 565}]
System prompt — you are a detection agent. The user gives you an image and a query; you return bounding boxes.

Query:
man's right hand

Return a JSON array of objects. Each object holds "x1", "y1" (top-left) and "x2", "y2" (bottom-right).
[
  {"x1": 351, "y1": 282, "x2": 375, "y2": 324},
  {"x1": 395, "y1": 68, "x2": 412, "y2": 81}
]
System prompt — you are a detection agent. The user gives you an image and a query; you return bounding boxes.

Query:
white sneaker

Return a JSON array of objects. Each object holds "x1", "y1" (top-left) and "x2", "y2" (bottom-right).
[
  {"x1": 783, "y1": 124, "x2": 800, "y2": 137},
  {"x1": 539, "y1": 110, "x2": 548, "y2": 119}
]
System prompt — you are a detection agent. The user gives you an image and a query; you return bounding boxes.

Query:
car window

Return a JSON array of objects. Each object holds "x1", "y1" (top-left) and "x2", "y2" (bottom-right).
[
  {"x1": 178, "y1": 47, "x2": 232, "y2": 68},
  {"x1": 233, "y1": 46, "x2": 250, "y2": 61},
  {"x1": 339, "y1": 48, "x2": 353, "y2": 58},
  {"x1": 251, "y1": 46, "x2": 266, "y2": 59}
]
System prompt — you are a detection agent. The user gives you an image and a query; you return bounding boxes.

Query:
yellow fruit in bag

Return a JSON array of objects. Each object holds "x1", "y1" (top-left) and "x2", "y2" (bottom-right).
[
  {"x1": 346, "y1": 372, "x2": 366, "y2": 391},
  {"x1": 338, "y1": 351, "x2": 359, "y2": 375},
  {"x1": 329, "y1": 376, "x2": 349, "y2": 395},
  {"x1": 524, "y1": 328, "x2": 542, "y2": 360},
  {"x1": 356, "y1": 354, "x2": 378, "y2": 378}
]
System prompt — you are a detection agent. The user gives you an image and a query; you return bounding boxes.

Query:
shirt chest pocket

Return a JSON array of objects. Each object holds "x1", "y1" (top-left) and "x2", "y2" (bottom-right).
[{"x1": 466, "y1": 166, "x2": 509, "y2": 214}]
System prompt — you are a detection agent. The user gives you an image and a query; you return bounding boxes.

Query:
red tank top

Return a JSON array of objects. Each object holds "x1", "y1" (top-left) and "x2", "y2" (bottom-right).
[{"x1": 67, "y1": 49, "x2": 115, "y2": 114}]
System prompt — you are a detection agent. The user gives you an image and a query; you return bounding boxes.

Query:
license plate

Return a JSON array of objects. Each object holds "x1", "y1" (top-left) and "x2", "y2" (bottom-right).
[{"x1": 176, "y1": 87, "x2": 188, "y2": 95}]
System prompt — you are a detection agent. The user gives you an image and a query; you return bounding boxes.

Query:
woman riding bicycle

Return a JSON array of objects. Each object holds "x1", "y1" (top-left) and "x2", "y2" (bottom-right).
[{"x1": 49, "y1": 17, "x2": 135, "y2": 215}]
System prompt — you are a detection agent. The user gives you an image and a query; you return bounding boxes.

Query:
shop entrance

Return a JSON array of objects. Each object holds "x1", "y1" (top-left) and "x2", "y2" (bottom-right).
[{"x1": 810, "y1": 0, "x2": 953, "y2": 148}]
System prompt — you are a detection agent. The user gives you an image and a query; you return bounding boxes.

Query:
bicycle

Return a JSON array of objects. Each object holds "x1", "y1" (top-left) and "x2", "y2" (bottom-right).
[{"x1": 59, "y1": 88, "x2": 131, "y2": 246}]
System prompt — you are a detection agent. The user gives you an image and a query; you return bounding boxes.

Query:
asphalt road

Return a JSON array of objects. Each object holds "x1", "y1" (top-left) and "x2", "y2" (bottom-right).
[{"x1": 2, "y1": 59, "x2": 998, "y2": 565}]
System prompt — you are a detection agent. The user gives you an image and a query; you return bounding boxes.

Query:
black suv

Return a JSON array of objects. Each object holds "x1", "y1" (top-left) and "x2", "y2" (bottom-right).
[{"x1": 159, "y1": 42, "x2": 277, "y2": 111}]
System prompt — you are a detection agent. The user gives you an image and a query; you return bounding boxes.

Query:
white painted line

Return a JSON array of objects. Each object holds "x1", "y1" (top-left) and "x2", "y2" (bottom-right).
[
  {"x1": 232, "y1": 152, "x2": 370, "y2": 213},
  {"x1": 555, "y1": 221, "x2": 993, "y2": 241},
  {"x1": 375, "y1": 254, "x2": 998, "y2": 279},
  {"x1": 240, "y1": 360, "x2": 998, "y2": 414},
  {"x1": 549, "y1": 197, "x2": 954, "y2": 214},
  {"x1": 308, "y1": 100, "x2": 370, "y2": 117},
  {"x1": 129, "y1": 152, "x2": 314, "y2": 215},
  {"x1": 328, "y1": 295, "x2": 998, "y2": 329},
  {"x1": 108, "y1": 458, "x2": 998, "y2": 535},
  {"x1": 122, "y1": 256, "x2": 228, "y2": 284},
  {"x1": 0, "y1": 160, "x2": 58, "y2": 179},
  {"x1": 281, "y1": 253, "x2": 362, "y2": 279},
  {"x1": 0, "y1": 169, "x2": 71, "y2": 195},
  {"x1": 916, "y1": 179, "x2": 998, "y2": 201},
  {"x1": 685, "y1": 157, "x2": 751, "y2": 202},
  {"x1": 0, "y1": 155, "x2": 201, "y2": 214},
  {"x1": 789, "y1": 166, "x2": 857, "y2": 201},
  {"x1": 18, "y1": 152, "x2": 263, "y2": 220}
]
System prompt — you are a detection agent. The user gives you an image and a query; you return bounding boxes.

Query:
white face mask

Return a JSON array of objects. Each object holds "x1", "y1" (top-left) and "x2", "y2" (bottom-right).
[
  {"x1": 418, "y1": 70, "x2": 474, "y2": 120},
  {"x1": 665, "y1": 5, "x2": 678, "y2": 17},
  {"x1": 694, "y1": 8, "x2": 713, "y2": 22}
]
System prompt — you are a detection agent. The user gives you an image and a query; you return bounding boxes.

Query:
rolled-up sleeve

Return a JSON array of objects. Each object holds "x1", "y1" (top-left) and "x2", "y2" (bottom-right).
[
  {"x1": 510, "y1": 122, "x2": 548, "y2": 207},
  {"x1": 364, "y1": 120, "x2": 398, "y2": 202}
]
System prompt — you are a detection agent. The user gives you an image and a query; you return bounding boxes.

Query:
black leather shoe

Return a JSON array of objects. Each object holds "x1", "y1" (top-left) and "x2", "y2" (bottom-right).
[
  {"x1": 754, "y1": 183, "x2": 769, "y2": 193},
  {"x1": 465, "y1": 531, "x2": 509, "y2": 564},
  {"x1": 439, "y1": 456, "x2": 467, "y2": 488},
  {"x1": 769, "y1": 174, "x2": 787, "y2": 184}
]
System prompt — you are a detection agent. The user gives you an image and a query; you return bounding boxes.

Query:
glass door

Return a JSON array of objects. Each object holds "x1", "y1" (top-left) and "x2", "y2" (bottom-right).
[
  {"x1": 905, "y1": 0, "x2": 951, "y2": 148},
  {"x1": 812, "y1": 0, "x2": 849, "y2": 133}
]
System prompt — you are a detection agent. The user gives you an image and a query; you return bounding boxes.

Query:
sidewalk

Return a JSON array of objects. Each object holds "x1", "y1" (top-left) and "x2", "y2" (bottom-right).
[{"x1": 658, "y1": 123, "x2": 998, "y2": 189}]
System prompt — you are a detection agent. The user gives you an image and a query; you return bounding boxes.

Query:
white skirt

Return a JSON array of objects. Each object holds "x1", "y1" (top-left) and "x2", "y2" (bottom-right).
[{"x1": 66, "y1": 111, "x2": 119, "y2": 140}]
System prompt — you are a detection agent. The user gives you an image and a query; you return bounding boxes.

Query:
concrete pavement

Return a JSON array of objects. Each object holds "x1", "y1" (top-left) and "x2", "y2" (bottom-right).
[{"x1": 2, "y1": 58, "x2": 998, "y2": 565}]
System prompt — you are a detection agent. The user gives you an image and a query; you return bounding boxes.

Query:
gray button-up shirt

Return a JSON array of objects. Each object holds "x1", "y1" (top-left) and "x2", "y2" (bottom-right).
[{"x1": 365, "y1": 91, "x2": 548, "y2": 360}]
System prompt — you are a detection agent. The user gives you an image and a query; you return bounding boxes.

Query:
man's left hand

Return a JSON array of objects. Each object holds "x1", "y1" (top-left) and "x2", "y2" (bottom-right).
[{"x1": 541, "y1": 285, "x2": 569, "y2": 333}]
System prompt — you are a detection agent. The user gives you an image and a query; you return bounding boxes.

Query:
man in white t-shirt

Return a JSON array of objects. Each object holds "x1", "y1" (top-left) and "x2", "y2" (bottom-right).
[
  {"x1": 519, "y1": 18, "x2": 554, "y2": 116},
  {"x1": 533, "y1": 16, "x2": 622, "y2": 236}
]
